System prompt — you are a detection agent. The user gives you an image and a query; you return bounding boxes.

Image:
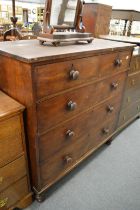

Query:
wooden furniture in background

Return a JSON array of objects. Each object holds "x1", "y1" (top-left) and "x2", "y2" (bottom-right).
[
  {"x1": 82, "y1": 3, "x2": 112, "y2": 37},
  {"x1": 100, "y1": 35, "x2": 140, "y2": 131},
  {"x1": 0, "y1": 39, "x2": 133, "y2": 202},
  {"x1": 112, "y1": 9, "x2": 140, "y2": 36},
  {"x1": 0, "y1": 91, "x2": 32, "y2": 209}
]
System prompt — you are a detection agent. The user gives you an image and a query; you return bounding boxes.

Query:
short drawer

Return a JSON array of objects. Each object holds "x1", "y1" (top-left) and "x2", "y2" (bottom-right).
[
  {"x1": 117, "y1": 100, "x2": 140, "y2": 128},
  {"x1": 99, "y1": 50, "x2": 131, "y2": 77},
  {"x1": 35, "y1": 50, "x2": 130, "y2": 100},
  {"x1": 0, "y1": 156, "x2": 27, "y2": 192},
  {"x1": 122, "y1": 72, "x2": 140, "y2": 109},
  {"x1": 37, "y1": 72, "x2": 126, "y2": 134},
  {"x1": 0, "y1": 176, "x2": 29, "y2": 208},
  {"x1": 40, "y1": 117, "x2": 117, "y2": 188},
  {"x1": 0, "y1": 115, "x2": 23, "y2": 167},
  {"x1": 39, "y1": 95, "x2": 121, "y2": 162}
]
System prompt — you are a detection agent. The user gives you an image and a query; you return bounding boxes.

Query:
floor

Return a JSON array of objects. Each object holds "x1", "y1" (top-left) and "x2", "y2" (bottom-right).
[{"x1": 26, "y1": 119, "x2": 140, "y2": 210}]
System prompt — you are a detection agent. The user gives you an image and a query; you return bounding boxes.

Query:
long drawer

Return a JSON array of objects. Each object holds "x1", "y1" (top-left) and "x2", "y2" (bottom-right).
[
  {"x1": 40, "y1": 117, "x2": 117, "y2": 188},
  {"x1": 121, "y1": 72, "x2": 140, "y2": 109},
  {"x1": 117, "y1": 100, "x2": 140, "y2": 128},
  {"x1": 39, "y1": 95, "x2": 121, "y2": 162},
  {"x1": 0, "y1": 176, "x2": 29, "y2": 208},
  {"x1": 0, "y1": 156, "x2": 26, "y2": 192},
  {"x1": 35, "y1": 50, "x2": 131, "y2": 99},
  {"x1": 0, "y1": 115, "x2": 23, "y2": 167},
  {"x1": 37, "y1": 72, "x2": 126, "y2": 134}
]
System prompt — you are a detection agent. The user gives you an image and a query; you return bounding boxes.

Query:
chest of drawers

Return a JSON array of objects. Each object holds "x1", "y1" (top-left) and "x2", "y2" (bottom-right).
[
  {"x1": 0, "y1": 39, "x2": 134, "y2": 201},
  {"x1": 0, "y1": 91, "x2": 32, "y2": 209}
]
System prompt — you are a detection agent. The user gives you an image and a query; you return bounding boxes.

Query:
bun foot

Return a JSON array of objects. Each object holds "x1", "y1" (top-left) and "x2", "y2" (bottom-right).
[{"x1": 106, "y1": 139, "x2": 112, "y2": 145}]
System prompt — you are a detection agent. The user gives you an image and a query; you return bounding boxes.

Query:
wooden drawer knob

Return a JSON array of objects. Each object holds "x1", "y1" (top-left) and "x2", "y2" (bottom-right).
[
  {"x1": 102, "y1": 128, "x2": 109, "y2": 134},
  {"x1": 107, "y1": 105, "x2": 114, "y2": 113},
  {"x1": 0, "y1": 198, "x2": 8, "y2": 208},
  {"x1": 66, "y1": 130, "x2": 75, "y2": 138},
  {"x1": 111, "y1": 82, "x2": 118, "y2": 89},
  {"x1": 67, "y1": 101, "x2": 77, "y2": 111},
  {"x1": 0, "y1": 177, "x2": 3, "y2": 185},
  {"x1": 70, "y1": 69, "x2": 79, "y2": 80},
  {"x1": 64, "y1": 155, "x2": 72, "y2": 164},
  {"x1": 114, "y1": 58, "x2": 122, "y2": 66}
]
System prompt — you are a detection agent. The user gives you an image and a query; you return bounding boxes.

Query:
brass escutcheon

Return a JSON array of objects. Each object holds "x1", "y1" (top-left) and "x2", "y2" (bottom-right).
[{"x1": 0, "y1": 198, "x2": 8, "y2": 208}]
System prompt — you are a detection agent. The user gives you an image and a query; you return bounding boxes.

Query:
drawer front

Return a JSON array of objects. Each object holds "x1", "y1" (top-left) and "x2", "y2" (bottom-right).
[
  {"x1": 35, "y1": 51, "x2": 130, "y2": 100},
  {"x1": 0, "y1": 176, "x2": 29, "y2": 208},
  {"x1": 0, "y1": 156, "x2": 26, "y2": 192},
  {"x1": 99, "y1": 50, "x2": 131, "y2": 77},
  {"x1": 35, "y1": 56, "x2": 100, "y2": 99},
  {"x1": 37, "y1": 72, "x2": 126, "y2": 134},
  {"x1": 122, "y1": 72, "x2": 140, "y2": 109},
  {"x1": 130, "y1": 55, "x2": 140, "y2": 74},
  {"x1": 117, "y1": 100, "x2": 140, "y2": 128},
  {"x1": 39, "y1": 95, "x2": 121, "y2": 162},
  {"x1": 0, "y1": 115, "x2": 23, "y2": 167},
  {"x1": 40, "y1": 117, "x2": 117, "y2": 187}
]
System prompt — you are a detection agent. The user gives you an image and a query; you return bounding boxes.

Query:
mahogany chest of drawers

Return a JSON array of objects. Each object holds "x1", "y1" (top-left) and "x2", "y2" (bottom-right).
[
  {"x1": 0, "y1": 39, "x2": 134, "y2": 201},
  {"x1": 0, "y1": 91, "x2": 32, "y2": 209}
]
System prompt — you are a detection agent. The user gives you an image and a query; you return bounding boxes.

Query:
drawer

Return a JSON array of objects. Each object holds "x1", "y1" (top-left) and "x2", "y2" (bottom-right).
[
  {"x1": 35, "y1": 56, "x2": 100, "y2": 99},
  {"x1": 40, "y1": 117, "x2": 117, "y2": 188},
  {"x1": 0, "y1": 156, "x2": 26, "y2": 192},
  {"x1": 122, "y1": 72, "x2": 140, "y2": 109},
  {"x1": 0, "y1": 115, "x2": 23, "y2": 167},
  {"x1": 39, "y1": 95, "x2": 121, "y2": 162},
  {"x1": 130, "y1": 55, "x2": 140, "y2": 74},
  {"x1": 117, "y1": 100, "x2": 140, "y2": 128},
  {"x1": 37, "y1": 72, "x2": 126, "y2": 134},
  {"x1": 35, "y1": 50, "x2": 130, "y2": 100},
  {"x1": 0, "y1": 176, "x2": 29, "y2": 208},
  {"x1": 99, "y1": 50, "x2": 131, "y2": 77}
]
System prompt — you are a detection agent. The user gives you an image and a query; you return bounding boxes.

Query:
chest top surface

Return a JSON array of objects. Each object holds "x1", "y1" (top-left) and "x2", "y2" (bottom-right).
[
  {"x1": 0, "y1": 38, "x2": 135, "y2": 63},
  {"x1": 0, "y1": 91, "x2": 24, "y2": 120}
]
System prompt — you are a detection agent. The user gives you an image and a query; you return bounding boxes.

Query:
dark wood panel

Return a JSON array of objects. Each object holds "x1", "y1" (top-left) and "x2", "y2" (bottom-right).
[
  {"x1": 39, "y1": 95, "x2": 121, "y2": 162},
  {"x1": 37, "y1": 72, "x2": 126, "y2": 134}
]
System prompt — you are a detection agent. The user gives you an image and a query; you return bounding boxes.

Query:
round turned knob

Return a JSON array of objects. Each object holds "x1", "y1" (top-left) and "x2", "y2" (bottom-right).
[
  {"x1": 114, "y1": 58, "x2": 122, "y2": 66},
  {"x1": 66, "y1": 130, "x2": 75, "y2": 138},
  {"x1": 67, "y1": 101, "x2": 77, "y2": 111},
  {"x1": 64, "y1": 155, "x2": 72, "y2": 164},
  {"x1": 111, "y1": 82, "x2": 118, "y2": 89},
  {"x1": 107, "y1": 105, "x2": 114, "y2": 113},
  {"x1": 70, "y1": 69, "x2": 79, "y2": 80},
  {"x1": 102, "y1": 128, "x2": 109, "y2": 134}
]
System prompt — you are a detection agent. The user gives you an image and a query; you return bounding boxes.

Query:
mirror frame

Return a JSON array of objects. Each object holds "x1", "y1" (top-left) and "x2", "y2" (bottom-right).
[{"x1": 43, "y1": 0, "x2": 84, "y2": 33}]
